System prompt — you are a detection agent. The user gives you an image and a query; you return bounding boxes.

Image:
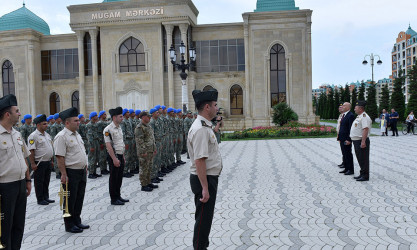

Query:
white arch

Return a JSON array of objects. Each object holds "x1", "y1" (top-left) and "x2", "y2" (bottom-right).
[
  {"x1": 48, "y1": 91, "x2": 62, "y2": 115},
  {"x1": 114, "y1": 32, "x2": 149, "y2": 52},
  {"x1": 266, "y1": 40, "x2": 290, "y2": 56}
]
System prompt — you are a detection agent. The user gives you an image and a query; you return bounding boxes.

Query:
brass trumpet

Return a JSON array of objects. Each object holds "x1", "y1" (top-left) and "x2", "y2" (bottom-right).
[
  {"x1": 0, "y1": 195, "x2": 4, "y2": 249},
  {"x1": 58, "y1": 182, "x2": 71, "y2": 218}
]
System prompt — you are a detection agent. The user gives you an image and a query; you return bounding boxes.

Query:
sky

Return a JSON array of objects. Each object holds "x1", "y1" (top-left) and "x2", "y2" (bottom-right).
[{"x1": 1, "y1": 0, "x2": 417, "y2": 88}]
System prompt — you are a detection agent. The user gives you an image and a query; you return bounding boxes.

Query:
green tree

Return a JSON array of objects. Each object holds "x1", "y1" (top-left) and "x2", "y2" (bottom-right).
[
  {"x1": 406, "y1": 64, "x2": 417, "y2": 114},
  {"x1": 318, "y1": 92, "x2": 327, "y2": 119},
  {"x1": 339, "y1": 87, "x2": 345, "y2": 102},
  {"x1": 378, "y1": 84, "x2": 390, "y2": 114},
  {"x1": 366, "y1": 82, "x2": 378, "y2": 122},
  {"x1": 334, "y1": 89, "x2": 341, "y2": 119},
  {"x1": 344, "y1": 84, "x2": 351, "y2": 103},
  {"x1": 351, "y1": 87, "x2": 358, "y2": 113},
  {"x1": 272, "y1": 103, "x2": 298, "y2": 126},
  {"x1": 390, "y1": 67, "x2": 406, "y2": 121},
  {"x1": 326, "y1": 88, "x2": 335, "y2": 119},
  {"x1": 358, "y1": 81, "x2": 366, "y2": 101}
]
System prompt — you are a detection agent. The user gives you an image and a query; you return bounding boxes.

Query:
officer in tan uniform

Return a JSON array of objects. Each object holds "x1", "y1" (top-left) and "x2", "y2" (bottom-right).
[
  {"x1": 347, "y1": 100, "x2": 372, "y2": 181},
  {"x1": 104, "y1": 107, "x2": 129, "y2": 206},
  {"x1": 187, "y1": 89, "x2": 223, "y2": 250},
  {"x1": 28, "y1": 114, "x2": 55, "y2": 205},
  {"x1": 53, "y1": 107, "x2": 89, "y2": 233},
  {"x1": 0, "y1": 94, "x2": 32, "y2": 250}
]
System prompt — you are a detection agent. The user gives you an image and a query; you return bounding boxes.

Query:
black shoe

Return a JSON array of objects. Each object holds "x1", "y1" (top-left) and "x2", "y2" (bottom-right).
[
  {"x1": 141, "y1": 186, "x2": 153, "y2": 192},
  {"x1": 94, "y1": 173, "x2": 102, "y2": 178},
  {"x1": 148, "y1": 183, "x2": 158, "y2": 189},
  {"x1": 119, "y1": 197, "x2": 129, "y2": 203},
  {"x1": 179, "y1": 160, "x2": 186, "y2": 164},
  {"x1": 76, "y1": 224, "x2": 90, "y2": 229},
  {"x1": 187, "y1": 156, "x2": 190, "y2": 159},
  {"x1": 339, "y1": 169, "x2": 347, "y2": 174},
  {"x1": 344, "y1": 170, "x2": 354, "y2": 175},
  {"x1": 356, "y1": 177, "x2": 369, "y2": 181},
  {"x1": 66, "y1": 225, "x2": 83, "y2": 233},
  {"x1": 339, "y1": 165, "x2": 345, "y2": 168},
  {"x1": 337, "y1": 163, "x2": 344, "y2": 167},
  {"x1": 152, "y1": 178, "x2": 160, "y2": 183},
  {"x1": 88, "y1": 174, "x2": 97, "y2": 179},
  {"x1": 111, "y1": 200, "x2": 125, "y2": 205},
  {"x1": 157, "y1": 177, "x2": 163, "y2": 182},
  {"x1": 123, "y1": 173, "x2": 132, "y2": 178},
  {"x1": 101, "y1": 169, "x2": 110, "y2": 175},
  {"x1": 353, "y1": 175, "x2": 362, "y2": 180},
  {"x1": 131, "y1": 169, "x2": 139, "y2": 174},
  {"x1": 158, "y1": 172, "x2": 165, "y2": 177},
  {"x1": 37, "y1": 200, "x2": 49, "y2": 205},
  {"x1": 45, "y1": 199, "x2": 55, "y2": 203}
]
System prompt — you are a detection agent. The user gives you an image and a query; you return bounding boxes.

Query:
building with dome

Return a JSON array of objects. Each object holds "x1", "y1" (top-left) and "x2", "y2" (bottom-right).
[
  {"x1": 0, "y1": 0, "x2": 316, "y2": 129},
  {"x1": 392, "y1": 24, "x2": 417, "y2": 103}
]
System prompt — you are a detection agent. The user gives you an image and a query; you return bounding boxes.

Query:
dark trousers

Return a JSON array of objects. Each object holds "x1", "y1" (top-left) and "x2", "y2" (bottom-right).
[
  {"x1": 34, "y1": 161, "x2": 52, "y2": 202},
  {"x1": 407, "y1": 122, "x2": 414, "y2": 134},
  {"x1": 353, "y1": 138, "x2": 370, "y2": 179},
  {"x1": 391, "y1": 120, "x2": 398, "y2": 135},
  {"x1": 338, "y1": 141, "x2": 344, "y2": 166},
  {"x1": 190, "y1": 174, "x2": 218, "y2": 250},
  {"x1": 63, "y1": 168, "x2": 86, "y2": 229},
  {"x1": 0, "y1": 179, "x2": 27, "y2": 250},
  {"x1": 108, "y1": 154, "x2": 124, "y2": 202},
  {"x1": 340, "y1": 141, "x2": 353, "y2": 172}
]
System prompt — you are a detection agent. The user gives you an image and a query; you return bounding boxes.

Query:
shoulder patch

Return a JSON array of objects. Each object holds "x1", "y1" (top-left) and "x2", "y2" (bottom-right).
[
  {"x1": 105, "y1": 132, "x2": 110, "y2": 137},
  {"x1": 29, "y1": 139, "x2": 35, "y2": 145},
  {"x1": 201, "y1": 120, "x2": 211, "y2": 128}
]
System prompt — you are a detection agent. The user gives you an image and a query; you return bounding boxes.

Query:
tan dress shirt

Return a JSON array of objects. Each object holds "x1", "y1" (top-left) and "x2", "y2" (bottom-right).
[
  {"x1": 350, "y1": 112, "x2": 372, "y2": 140},
  {"x1": 0, "y1": 125, "x2": 30, "y2": 183},
  {"x1": 103, "y1": 122, "x2": 125, "y2": 155},
  {"x1": 53, "y1": 127, "x2": 88, "y2": 170},
  {"x1": 187, "y1": 115, "x2": 223, "y2": 176},
  {"x1": 27, "y1": 129, "x2": 54, "y2": 162}
]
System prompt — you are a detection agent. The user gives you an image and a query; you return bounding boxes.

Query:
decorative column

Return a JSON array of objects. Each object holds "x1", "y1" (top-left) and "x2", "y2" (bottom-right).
[
  {"x1": 306, "y1": 15, "x2": 314, "y2": 118},
  {"x1": 28, "y1": 44, "x2": 36, "y2": 114},
  {"x1": 179, "y1": 23, "x2": 189, "y2": 111},
  {"x1": 76, "y1": 30, "x2": 86, "y2": 114},
  {"x1": 243, "y1": 20, "x2": 251, "y2": 120},
  {"x1": 90, "y1": 29, "x2": 99, "y2": 111},
  {"x1": 164, "y1": 24, "x2": 174, "y2": 107}
]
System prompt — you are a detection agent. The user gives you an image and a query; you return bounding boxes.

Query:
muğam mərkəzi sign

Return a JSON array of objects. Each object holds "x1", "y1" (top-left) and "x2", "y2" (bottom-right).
[{"x1": 91, "y1": 7, "x2": 164, "y2": 20}]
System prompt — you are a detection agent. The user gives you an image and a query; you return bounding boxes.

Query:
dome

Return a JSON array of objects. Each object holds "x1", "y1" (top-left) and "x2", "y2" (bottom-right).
[
  {"x1": 0, "y1": 4, "x2": 50, "y2": 35},
  {"x1": 406, "y1": 25, "x2": 417, "y2": 37},
  {"x1": 255, "y1": 0, "x2": 299, "y2": 12}
]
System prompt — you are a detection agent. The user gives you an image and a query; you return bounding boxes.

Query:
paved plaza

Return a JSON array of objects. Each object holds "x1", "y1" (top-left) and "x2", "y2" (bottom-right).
[{"x1": 22, "y1": 136, "x2": 417, "y2": 249}]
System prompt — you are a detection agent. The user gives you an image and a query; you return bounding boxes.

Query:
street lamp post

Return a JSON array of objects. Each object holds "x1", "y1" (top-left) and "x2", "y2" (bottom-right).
[
  {"x1": 362, "y1": 53, "x2": 382, "y2": 84},
  {"x1": 169, "y1": 41, "x2": 196, "y2": 112}
]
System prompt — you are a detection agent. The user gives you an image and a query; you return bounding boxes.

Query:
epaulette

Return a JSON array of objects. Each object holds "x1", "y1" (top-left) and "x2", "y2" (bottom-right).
[{"x1": 201, "y1": 120, "x2": 211, "y2": 128}]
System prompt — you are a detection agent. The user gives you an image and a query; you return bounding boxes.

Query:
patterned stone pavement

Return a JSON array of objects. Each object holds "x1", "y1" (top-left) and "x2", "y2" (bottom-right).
[{"x1": 22, "y1": 136, "x2": 417, "y2": 249}]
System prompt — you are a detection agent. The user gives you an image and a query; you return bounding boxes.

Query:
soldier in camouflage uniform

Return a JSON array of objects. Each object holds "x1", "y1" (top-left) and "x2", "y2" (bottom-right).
[
  {"x1": 46, "y1": 115, "x2": 55, "y2": 135},
  {"x1": 87, "y1": 112, "x2": 100, "y2": 178},
  {"x1": 135, "y1": 111, "x2": 157, "y2": 192},
  {"x1": 183, "y1": 111, "x2": 193, "y2": 159},
  {"x1": 167, "y1": 108, "x2": 176, "y2": 169},
  {"x1": 78, "y1": 114, "x2": 88, "y2": 153},
  {"x1": 149, "y1": 108, "x2": 164, "y2": 183},
  {"x1": 158, "y1": 106, "x2": 170, "y2": 174},
  {"x1": 20, "y1": 114, "x2": 33, "y2": 144},
  {"x1": 128, "y1": 109, "x2": 139, "y2": 174},
  {"x1": 121, "y1": 109, "x2": 135, "y2": 177},
  {"x1": 97, "y1": 111, "x2": 109, "y2": 176},
  {"x1": 50, "y1": 113, "x2": 64, "y2": 178},
  {"x1": 175, "y1": 109, "x2": 186, "y2": 165}
]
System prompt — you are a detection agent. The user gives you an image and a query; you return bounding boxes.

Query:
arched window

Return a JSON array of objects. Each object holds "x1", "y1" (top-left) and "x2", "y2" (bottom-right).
[
  {"x1": 203, "y1": 85, "x2": 214, "y2": 91},
  {"x1": 84, "y1": 33, "x2": 92, "y2": 76},
  {"x1": 270, "y1": 44, "x2": 286, "y2": 107},
  {"x1": 230, "y1": 84, "x2": 243, "y2": 115},
  {"x1": 49, "y1": 92, "x2": 60, "y2": 114},
  {"x1": 2, "y1": 60, "x2": 15, "y2": 95},
  {"x1": 72, "y1": 91, "x2": 79, "y2": 110},
  {"x1": 119, "y1": 37, "x2": 145, "y2": 72}
]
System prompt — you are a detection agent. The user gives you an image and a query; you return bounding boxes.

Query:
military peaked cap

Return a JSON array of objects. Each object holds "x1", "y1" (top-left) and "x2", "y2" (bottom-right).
[
  {"x1": 59, "y1": 107, "x2": 78, "y2": 121},
  {"x1": 109, "y1": 107, "x2": 123, "y2": 117},
  {"x1": 192, "y1": 89, "x2": 218, "y2": 107},
  {"x1": 355, "y1": 100, "x2": 367, "y2": 107},
  {"x1": 0, "y1": 94, "x2": 17, "y2": 111},
  {"x1": 34, "y1": 114, "x2": 47, "y2": 124}
]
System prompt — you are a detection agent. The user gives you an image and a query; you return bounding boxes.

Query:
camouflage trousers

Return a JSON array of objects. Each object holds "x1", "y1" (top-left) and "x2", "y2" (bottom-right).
[
  {"x1": 151, "y1": 140, "x2": 162, "y2": 179},
  {"x1": 133, "y1": 143, "x2": 139, "y2": 170},
  {"x1": 175, "y1": 135, "x2": 182, "y2": 162},
  {"x1": 161, "y1": 136, "x2": 169, "y2": 168},
  {"x1": 88, "y1": 140, "x2": 100, "y2": 174},
  {"x1": 98, "y1": 142, "x2": 107, "y2": 171},
  {"x1": 124, "y1": 139, "x2": 135, "y2": 174},
  {"x1": 169, "y1": 134, "x2": 176, "y2": 165},
  {"x1": 182, "y1": 133, "x2": 187, "y2": 152},
  {"x1": 139, "y1": 153, "x2": 153, "y2": 186}
]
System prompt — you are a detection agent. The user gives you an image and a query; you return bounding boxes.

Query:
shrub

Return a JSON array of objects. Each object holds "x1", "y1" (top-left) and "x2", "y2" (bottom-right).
[{"x1": 272, "y1": 103, "x2": 298, "y2": 126}]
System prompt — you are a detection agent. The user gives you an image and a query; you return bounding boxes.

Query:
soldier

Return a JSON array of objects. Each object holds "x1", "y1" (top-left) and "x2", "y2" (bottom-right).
[
  {"x1": 97, "y1": 111, "x2": 109, "y2": 176},
  {"x1": 20, "y1": 114, "x2": 33, "y2": 144},
  {"x1": 28, "y1": 114, "x2": 54, "y2": 206},
  {"x1": 46, "y1": 115, "x2": 55, "y2": 135},
  {"x1": 104, "y1": 107, "x2": 130, "y2": 205},
  {"x1": 175, "y1": 109, "x2": 186, "y2": 165},
  {"x1": 121, "y1": 109, "x2": 135, "y2": 177},
  {"x1": 347, "y1": 101, "x2": 372, "y2": 182},
  {"x1": 0, "y1": 94, "x2": 32, "y2": 249},
  {"x1": 135, "y1": 111, "x2": 157, "y2": 192},
  {"x1": 54, "y1": 107, "x2": 89, "y2": 234},
  {"x1": 128, "y1": 109, "x2": 139, "y2": 174},
  {"x1": 51, "y1": 113, "x2": 64, "y2": 179},
  {"x1": 78, "y1": 114, "x2": 88, "y2": 151},
  {"x1": 183, "y1": 111, "x2": 193, "y2": 159},
  {"x1": 157, "y1": 105, "x2": 170, "y2": 174},
  {"x1": 192, "y1": 112, "x2": 197, "y2": 123},
  {"x1": 167, "y1": 108, "x2": 176, "y2": 170},
  {"x1": 87, "y1": 112, "x2": 100, "y2": 179},
  {"x1": 149, "y1": 108, "x2": 163, "y2": 184}
]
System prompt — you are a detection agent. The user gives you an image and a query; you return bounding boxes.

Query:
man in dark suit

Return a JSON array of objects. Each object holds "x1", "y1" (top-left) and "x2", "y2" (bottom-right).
[{"x1": 338, "y1": 102, "x2": 355, "y2": 175}]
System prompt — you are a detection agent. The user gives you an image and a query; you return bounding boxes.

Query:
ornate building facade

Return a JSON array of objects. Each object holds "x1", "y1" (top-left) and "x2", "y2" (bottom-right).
[{"x1": 0, "y1": 0, "x2": 316, "y2": 130}]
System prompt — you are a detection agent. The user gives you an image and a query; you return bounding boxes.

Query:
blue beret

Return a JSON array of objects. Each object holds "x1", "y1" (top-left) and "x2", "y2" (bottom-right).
[
  {"x1": 89, "y1": 112, "x2": 98, "y2": 120},
  {"x1": 154, "y1": 105, "x2": 161, "y2": 110},
  {"x1": 36, "y1": 114, "x2": 42, "y2": 118},
  {"x1": 149, "y1": 108, "x2": 157, "y2": 114},
  {"x1": 53, "y1": 113, "x2": 60, "y2": 120},
  {"x1": 166, "y1": 108, "x2": 172, "y2": 113},
  {"x1": 135, "y1": 110, "x2": 141, "y2": 115},
  {"x1": 23, "y1": 114, "x2": 32, "y2": 120},
  {"x1": 123, "y1": 109, "x2": 128, "y2": 116},
  {"x1": 98, "y1": 110, "x2": 106, "y2": 118},
  {"x1": 78, "y1": 114, "x2": 84, "y2": 119},
  {"x1": 21, "y1": 119, "x2": 25, "y2": 124},
  {"x1": 129, "y1": 109, "x2": 134, "y2": 114},
  {"x1": 161, "y1": 105, "x2": 166, "y2": 110},
  {"x1": 46, "y1": 115, "x2": 53, "y2": 122}
]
